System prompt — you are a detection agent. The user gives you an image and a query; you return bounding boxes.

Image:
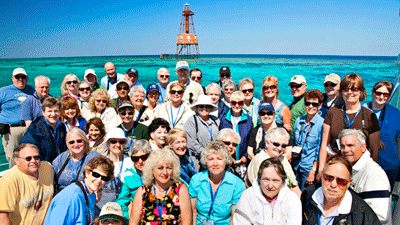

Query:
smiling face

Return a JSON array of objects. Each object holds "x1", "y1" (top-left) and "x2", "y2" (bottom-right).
[
  {"x1": 373, "y1": 86, "x2": 390, "y2": 106},
  {"x1": 130, "y1": 91, "x2": 145, "y2": 110},
  {"x1": 170, "y1": 86, "x2": 184, "y2": 105},
  {"x1": 119, "y1": 108, "x2": 134, "y2": 124},
  {"x1": 125, "y1": 73, "x2": 138, "y2": 85},
  {"x1": 150, "y1": 127, "x2": 168, "y2": 148},
  {"x1": 35, "y1": 78, "x2": 50, "y2": 99},
  {"x1": 104, "y1": 63, "x2": 116, "y2": 78},
  {"x1": 190, "y1": 71, "x2": 202, "y2": 84},
  {"x1": 340, "y1": 134, "x2": 366, "y2": 165},
  {"x1": 197, "y1": 105, "x2": 212, "y2": 119},
  {"x1": 158, "y1": 69, "x2": 170, "y2": 85},
  {"x1": 43, "y1": 105, "x2": 60, "y2": 127},
  {"x1": 207, "y1": 88, "x2": 220, "y2": 105},
  {"x1": 66, "y1": 77, "x2": 79, "y2": 94},
  {"x1": 324, "y1": 82, "x2": 340, "y2": 98},
  {"x1": 176, "y1": 68, "x2": 189, "y2": 84},
  {"x1": 259, "y1": 166, "x2": 285, "y2": 199},
  {"x1": 88, "y1": 124, "x2": 101, "y2": 141},
  {"x1": 290, "y1": 83, "x2": 307, "y2": 98},
  {"x1": 64, "y1": 107, "x2": 77, "y2": 120},
  {"x1": 230, "y1": 95, "x2": 244, "y2": 115},
  {"x1": 342, "y1": 85, "x2": 361, "y2": 105},
  {"x1": 15, "y1": 146, "x2": 40, "y2": 177},
  {"x1": 132, "y1": 150, "x2": 148, "y2": 172},
  {"x1": 241, "y1": 83, "x2": 254, "y2": 102},
  {"x1": 67, "y1": 133, "x2": 85, "y2": 157},
  {"x1": 259, "y1": 110, "x2": 275, "y2": 126},
  {"x1": 222, "y1": 135, "x2": 238, "y2": 156},
  {"x1": 79, "y1": 84, "x2": 91, "y2": 101},
  {"x1": 108, "y1": 138, "x2": 126, "y2": 156},
  {"x1": 147, "y1": 90, "x2": 159, "y2": 104},
  {"x1": 265, "y1": 135, "x2": 287, "y2": 159},
  {"x1": 85, "y1": 167, "x2": 108, "y2": 193},
  {"x1": 153, "y1": 162, "x2": 173, "y2": 185},
  {"x1": 263, "y1": 82, "x2": 278, "y2": 99},
  {"x1": 12, "y1": 74, "x2": 28, "y2": 90},
  {"x1": 223, "y1": 85, "x2": 234, "y2": 100},
  {"x1": 322, "y1": 163, "x2": 352, "y2": 204},
  {"x1": 305, "y1": 98, "x2": 321, "y2": 117},
  {"x1": 116, "y1": 83, "x2": 129, "y2": 99},
  {"x1": 95, "y1": 97, "x2": 107, "y2": 113},
  {"x1": 170, "y1": 136, "x2": 187, "y2": 157},
  {"x1": 206, "y1": 153, "x2": 226, "y2": 176},
  {"x1": 85, "y1": 74, "x2": 97, "y2": 87}
]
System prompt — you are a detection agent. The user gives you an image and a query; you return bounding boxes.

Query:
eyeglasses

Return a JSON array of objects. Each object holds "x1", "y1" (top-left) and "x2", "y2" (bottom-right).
[
  {"x1": 220, "y1": 74, "x2": 231, "y2": 78},
  {"x1": 271, "y1": 142, "x2": 288, "y2": 148},
  {"x1": 262, "y1": 85, "x2": 277, "y2": 90},
  {"x1": 120, "y1": 112, "x2": 134, "y2": 116},
  {"x1": 91, "y1": 171, "x2": 110, "y2": 182},
  {"x1": 19, "y1": 155, "x2": 41, "y2": 162},
  {"x1": 374, "y1": 91, "x2": 390, "y2": 98},
  {"x1": 79, "y1": 87, "x2": 91, "y2": 92},
  {"x1": 131, "y1": 154, "x2": 150, "y2": 162},
  {"x1": 342, "y1": 87, "x2": 360, "y2": 93},
  {"x1": 289, "y1": 84, "x2": 303, "y2": 89},
  {"x1": 68, "y1": 139, "x2": 84, "y2": 145},
  {"x1": 14, "y1": 74, "x2": 28, "y2": 80},
  {"x1": 231, "y1": 100, "x2": 244, "y2": 106},
  {"x1": 304, "y1": 101, "x2": 320, "y2": 107},
  {"x1": 116, "y1": 86, "x2": 129, "y2": 91},
  {"x1": 259, "y1": 110, "x2": 274, "y2": 116},
  {"x1": 100, "y1": 219, "x2": 121, "y2": 224},
  {"x1": 324, "y1": 83, "x2": 337, "y2": 88},
  {"x1": 160, "y1": 75, "x2": 170, "y2": 79},
  {"x1": 198, "y1": 105, "x2": 212, "y2": 109},
  {"x1": 110, "y1": 140, "x2": 126, "y2": 145},
  {"x1": 323, "y1": 174, "x2": 349, "y2": 187},
  {"x1": 222, "y1": 141, "x2": 238, "y2": 147},
  {"x1": 66, "y1": 80, "x2": 78, "y2": 85},
  {"x1": 191, "y1": 76, "x2": 202, "y2": 81},
  {"x1": 224, "y1": 88, "x2": 234, "y2": 92},
  {"x1": 96, "y1": 99, "x2": 107, "y2": 103},
  {"x1": 170, "y1": 90, "x2": 184, "y2": 95}
]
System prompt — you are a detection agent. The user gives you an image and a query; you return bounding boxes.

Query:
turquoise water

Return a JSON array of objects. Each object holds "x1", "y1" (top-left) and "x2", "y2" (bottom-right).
[{"x1": 0, "y1": 54, "x2": 398, "y2": 170}]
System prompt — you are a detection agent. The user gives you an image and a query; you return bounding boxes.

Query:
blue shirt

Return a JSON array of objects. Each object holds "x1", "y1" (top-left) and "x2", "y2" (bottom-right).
[
  {"x1": 0, "y1": 84, "x2": 35, "y2": 124},
  {"x1": 189, "y1": 170, "x2": 245, "y2": 225},
  {"x1": 157, "y1": 83, "x2": 167, "y2": 103},
  {"x1": 100, "y1": 73, "x2": 124, "y2": 90},
  {"x1": 20, "y1": 92, "x2": 44, "y2": 121},
  {"x1": 180, "y1": 155, "x2": 197, "y2": 184}
]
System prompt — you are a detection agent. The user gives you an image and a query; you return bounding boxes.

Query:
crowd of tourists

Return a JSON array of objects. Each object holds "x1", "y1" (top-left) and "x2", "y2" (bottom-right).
[{"x1": 0, "y1": 60, "x2": 399, "y2": 225}]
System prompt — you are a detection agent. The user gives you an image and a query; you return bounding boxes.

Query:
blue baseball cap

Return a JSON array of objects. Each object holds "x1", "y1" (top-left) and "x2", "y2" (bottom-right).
[
  {"x1": 258, "y1": 102, "x2": 275, "y2": 113},
  {"x1": 146, "y1": 83, "x2": 160, "y2": 94},
  {"x1": 126, "y1": 68, "x2": 138, "y2": 76}
]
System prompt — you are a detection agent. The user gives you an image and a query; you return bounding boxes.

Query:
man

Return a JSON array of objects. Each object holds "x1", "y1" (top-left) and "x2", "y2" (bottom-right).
[
  {"x1": 98, "y1": 202, "x2": 125, "y2": 225},
  {"x1": 100, "y1": 62, "x2": 124, "y2": 90},
  {"x1": 21, "y1": 75, "x2": 51, "y2": 127},
  {"x1": 216, "y1": 66, "x2": 231, "y2": 87},
  {"x1": 166, "y1": 61, "x2": 204, "y2": 104},
  {"x1": 156, "y1": 67, "x2": 170, "y2": 103},
  {"x1": 110, "y1": 80, "x2": 130, "y2": 111},
  {"x1": 288, "y1": 75, "x2": 307, "y2": 132},
  {"x1": 84, "y1": 69, "x2": 102, "y2": 91},
  {"x1": 320, "y1": 73, "x2": 341, "y2": 118},
  {"x1": 117, "y1": 101, "x2": 150, "y2": 144},
  {"x1": 339, "y1": 129, "x2": 391, "y2": 224},
  {"x1": 22, "y1": 96, "x2": 67, "y2": 163},
  {"x1": 0, "y1": 68, "x2": 35, "y2": 168},
  {"x1": 190, "y1": 68, "x2": 206, "y2": 93},
  {"x1": 0, "y1": 144, "x2": 54, "y2": 224},
  {"x1": 108, "y1": 68, "x2": 143, "y2": 99}
]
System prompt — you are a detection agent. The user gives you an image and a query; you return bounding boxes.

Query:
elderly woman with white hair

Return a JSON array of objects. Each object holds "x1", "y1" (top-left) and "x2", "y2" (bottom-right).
[
  {"x1": 206, "y1": 82, "x2": 229, "y2": 117},
  {"x1": 238, "y1": 78, "x2": 261, "y2": 127},
  {"x1": 129, "y1": 85, "x2": 153, "y2": 126},
  {"x1": 189, "y1": 141, "x2": 245, "y2": 225},
  {"x1": 129, "y1": 148, "x2": 192, "y2": 225},
  {"x1": 221, "y1": 79, "x2": 236, "y2": 107}
]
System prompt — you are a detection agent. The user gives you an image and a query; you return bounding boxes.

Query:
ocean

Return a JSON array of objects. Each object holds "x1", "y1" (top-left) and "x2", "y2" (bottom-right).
[{"x1": 0, "y1": 54, "x2": 399, "y2": 170}]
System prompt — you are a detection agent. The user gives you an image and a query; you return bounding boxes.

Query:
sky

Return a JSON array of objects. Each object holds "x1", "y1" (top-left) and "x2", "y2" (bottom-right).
[{"x1": 0, "y1": 0, "x2": 399, "y2": 58}]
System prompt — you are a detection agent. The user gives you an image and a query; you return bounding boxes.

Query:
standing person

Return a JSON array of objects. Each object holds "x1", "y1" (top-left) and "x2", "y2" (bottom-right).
[
  {"x1": 239, "y1": 78, "x2": 261, "y2": 127},
  {"x1": 61, "y1": 96, "x2": 87, "y2": 132},
  {"x1": 60, "y1": 74, "x2": 80, "y2": 100},
  {"x1": 145, "y1": 83, "x2": 160, "y2": 110},
  {"x1": 101, "y1": 62, "x2": 124, "y2": 90},
  {"x1": 0, "y1": 144, "x2": 54, "y2": 225},
  {"x1": 0, "y1": 68, "x2": 35, "y2": 168},
  {"x1": 44, "y1": 155, "x2": 114, "y2": 225},
  {"x1": 215, "y1": 66, "x2": 232, "y2": 87},
  {"x1": 129, "y1": 86, "x2": 153, "y2": 127},
  {"x1": 78, "y1": 81, "x2": 93, "y2": 120},
  {"x1": 22, "y1": 96, "x2": 68, "y2": 163},
  {"x1": 156, "y1": 67, "x2": 170, "y2": 103},
  {"x1": 320, "y1": 73, "x2": 342, "y2": 118},
  {"x1": 110, "y1": 80, "x2": 131, "y2": 111},
  {"x1": 108, "y1": 68, "x2": 144, "y2": 99},
  {"x1": 221, "y1": 79, "x2": 236, "y2": 108},
  {"x1": 190, "y1": 68, "x2": 206, "y2": 93},
  {"x1": 117, "y1": 101, "x2": 150, "y2": 143},
  {"x1": 206, "y1": 82, "x2": 229, "y2": 117},
  {"x1": 288, "y1": 75, "x2": 308, "y2": 132},
  {"x1": 84, "y1": 69, "x2": 102, "y2": 91},
  {"x1": 189, "y1": 141, "x2": 245, "y2": 225},
  {"x1": 21, "y1": 75, "x2": 50, "y2": 127},
  {"x1": 88, "y1": 89, "x2": 120, "y2": 131},
  {"x1": 148, "y1": 118, "x2": 171, "y2": 151},
  {"x1": 364, "y1": 80, "x2": 400, "y2": 189},
  {"x1": 292, "y1": 89, "x2": 324, "y2": 191}
]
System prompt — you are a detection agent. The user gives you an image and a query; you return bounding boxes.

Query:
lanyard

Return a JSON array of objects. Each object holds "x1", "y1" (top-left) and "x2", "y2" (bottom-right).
[
  {"x1": 368, "y1": 102, "x2": 386, "y2": 128},
  {"x1": 208, "y1": 173, "x2": 225, "y2": 218},
  {"x1": 82, "y1": 180, "x2": 93, "y2": 223},
  {"x1": 205, "y1": 122, "x2": 213, "y2": 141},
  {"x1": 153, "y1": 185, "x2": 169, "y2": 224},
  {"x1": 121, "y1": 124, "x2": 134, "y2": 149},
  {"x1": 343, "y1": 106, "x2": 364, "y2": 128},
  {"x1": 318, "y1": 211, "x2": 335, "y2": 225},
  {"x1": 70, "y1": 157, "x2": 84, "y2": 180},
  {"x1": 95, "y1": 112, "x2": 103, "y2": 119},
  {"x1": 111, "y1": 158, "x2": 124, "y2": 193},
  {"x1": 170, "y1": 104, "x2": 182, "y2": 127}
]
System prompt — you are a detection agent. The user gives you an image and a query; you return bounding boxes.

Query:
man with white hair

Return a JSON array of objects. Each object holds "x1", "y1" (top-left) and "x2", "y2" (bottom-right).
[{"x1": 156, "y1": 67, "x2": 170, "y2": 103}]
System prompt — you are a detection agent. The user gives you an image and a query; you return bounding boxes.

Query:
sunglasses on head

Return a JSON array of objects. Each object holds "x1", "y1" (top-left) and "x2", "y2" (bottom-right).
[
  {"x1": 79, "y1": 87, "x2": 91, "y2": 92},
  {"x1": 91, "y1": 171, "x2": 109, "y2": 182},
  {"x1": 110, "y1": 140, "x2": 126, "y2": 145},
  {"x1": 116, "y1": 86, "x2": 129, "y2": 91},
  {"x1": 342, "y1": 87, "x2": 360, "y2": 93},
  {"x1": 241, "y1": 89, "x2": 254, "y2": 94},
  {"x1": 68, "y1": 139, "x2": 84, "y2": 145},
  {"x1": 304, "y1": 101, "x2": 320, "y2": 107},
  {"x1": 231, "y1": 100, "x2": 244, "y2": 106},
  {"x1": 222, "y1": 141, "x2": 238, "y2": 147},
  {"x1": 20, "y1": 155, "x2": 41, "y2": 162},
  {"x1": 131, "y1": 153, "x2": 150, "y2": 162},
  {"x1": 374, "y1": 91, "x2": 390, "y2": 98},
  {"x1": 120, "y1": 111, "x2": 134, "y2": 116},
  {"x1": 323, "y1": 174, "x2": 349, "y2": 187},
  {"x1": 66, "y1": 80, "x2": 78, "y2": 85},
  {"x1": 96, "y1": 99, "x2": 107, "y2": 103},
  {"x1": 160, "y1": 75, "x2": 170, "y2": 79},
  {"x1": 289, "y1": 83, "x2": 303, "y2": 89},
  {"x1": 170, "y1": 90, "x2": 184, "y2": 95},
  {"x1": 14, "y1": 74, "x2": 27, "y2": 80},
  {"x1": 262, "y1": 85, "x2": 277, "y2": 90},
  {"x1": 324, "y1": 83, "x2": 337, "y2": 88},
  {"x1": 259, "y1": 110, "x2": 274, "y2": 116},
  {"x1": 271, "y1": 142, "x2": 288, "y2": 148},
  {"x1": 198, "y1": 105, "x2": 212, "y2": 109}
]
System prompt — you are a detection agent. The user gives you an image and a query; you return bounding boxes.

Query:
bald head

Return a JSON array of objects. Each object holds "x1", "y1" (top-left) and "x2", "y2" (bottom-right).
[{"x1": 104, "y1": 62, "x2": 116, "y2": 79}]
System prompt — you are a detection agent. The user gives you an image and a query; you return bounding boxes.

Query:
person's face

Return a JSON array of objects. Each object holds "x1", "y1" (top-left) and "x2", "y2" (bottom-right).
[
  {"x1": 207, "y1": 88, "x2": 220, "y2": 105},
  {"x1": 153, "y1": 162, "x2": 173, "y2": 185},
  {"x1": 322, "y1": 163, "x2": 352, "y2": 204},
  {"x1": 130, "y1": 91, "x2": 145, "y2": 109},
  {"x1": 373, "y1": 86, "x2": 390, "y2": 106},
  {"x1": 119, "y1": 108, "x2": 134, "y2": 124},
  {"x1": 12, "y1": 73, "x2": 28, "y2": 90},
  {"x1": 222, "y1": 135, "x2": 239, "y2": 156},
  {"x1": 43, "y1": 105, "x2": 60, "y2": 127},
  {"x1": 95, "y1": 97, "x2": 107, "y2": 112},
  {"x1": 150, "y1": 127, "x2": 168, "y2": 147},
  {"x1": 67, "y1": 133, "x2": 85, "y2": 156},
  {"x1": 85, "y1": 167, "x2": 109, "y2": 193},
  {"x1": 64, "y1": 107, "x2": 77, "y2": 120},
  {"x1": 100, "y1": 219, "x2": 123, "y2": 225},
  {"x1": 176, "y1": 68, "x2": 189, "y2": 80},
  {"x1": 220, "y1": 74, "x2": 231, "y2": 83},
  {"x1": 223, "y1": 85, "x2": 234, "y2": 99},
  {"x1": 170, "y1": 86, "x2": 184, "y2": 104},
  {"x1": 79, "y1": 84, "x2": 91, "y2": 100},
  {"x1": 197, "y1": 105, "x2": 212, "y2": 119},
  {"x1": 35, "y1": 78, "x2": 50, "y2": 99},
  {"x1": 14, "y1": 146, "x2": 40, "y2": 176},
  {"x1": 206, "y1": 153, "x2": 226, "y2": 176},
  {"x1": 88, "y1": 124, "x2": 101, "y2": 141},
  {"x1": 158, "y1": 70, "x2": 170, "y2": 84},
  {"x1": 340, "y1": 134, "x2": 366, "y2": 165},
  {"x1": 108, "y1": 138, "x2": 126, "y2": 156},
  {"x1": 263, "y1": 82, "x2": 278, "y2": 99},
  {"x1": 104, "y1": 63, "x2": 116, "y2": 78},
  {"x1": 341, "y1": 85, "x2": 361, "y2": 104},
  {"x1": 259, "y1": 166, "x2": 285, "y2": 199},
  {"x1": 230, "y1": 97, "x2": 244, "y2": 115},
  {"x1": 66, "y1": 77, "x2": 79, "y2": 93},
  {"x1": 265, "y1": 135, "x2": 288, "y2": 158},
  {"x1": 190, "y1": 71, "x2": 202, "y2": 84},
  {"x1": 131, "y1": 150, "x2": 149, "y2": 172},
  {"x1": 305, "y1": 98, "x2": 321, "y2": 117},
  {"x1": 290, "y1": 83, "x2": 307, "y2": 98},
  {"x1": 170, "y1": 137, "x2": 187, "y2": 157},
  {"x1": 259, "y1": 110, "x2": 275, "y2": 126},
  {"x1": 147, "y1": 90, "x2": 159, "y2": 103},
  {"x1": 85, "y1": 74, "x2": 97, "y2": 86},
  {"x1": 241, "y1": 83, "x2": 254, "y2": 101},
  {"x1": 125, "y1": 73, "x2": 138, "y2": 85},
  {"x1": 324, "y1": 82, "x2": 340, "y2": 97},
  {"x1": 116, "y1": 83, "x2": 129, "y2": 99}
]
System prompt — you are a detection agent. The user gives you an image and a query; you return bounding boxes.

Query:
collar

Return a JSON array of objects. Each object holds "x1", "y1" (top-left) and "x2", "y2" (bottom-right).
[
  {"x1": 299, "y1": 113, "x2": 322, "y2": 125},
  {"x1": 196, "y1": 113, "x2": 214, "y2": 126},
  {"x1": 352, "y1": 150, "x2": 370, "y2": 172},
  {"x1": 198, "y1": 170, "x2": 234, "y2": 185},
  {"x1": 312, "y1": 187, "x2": 352, "y2": 217},
  {"x1": 45, "y1": 119, "x2": 62, "y2": 130},
  {"x1": 225, "y1": 108, "x2": 248, "y2": 123}
]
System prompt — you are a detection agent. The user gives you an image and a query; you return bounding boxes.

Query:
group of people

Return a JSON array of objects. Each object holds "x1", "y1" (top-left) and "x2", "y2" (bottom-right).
[{"x1": 0, "y1": 61, "x2": 399, "y2": 225}]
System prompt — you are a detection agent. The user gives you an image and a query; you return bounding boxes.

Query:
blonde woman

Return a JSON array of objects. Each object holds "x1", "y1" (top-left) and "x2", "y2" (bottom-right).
[
  {"x1": 61, "y1": 74, "x2": 80, "y2": 99},
  {"x1": 88, "y1": 89, "x2": 120, "y2": 131}
]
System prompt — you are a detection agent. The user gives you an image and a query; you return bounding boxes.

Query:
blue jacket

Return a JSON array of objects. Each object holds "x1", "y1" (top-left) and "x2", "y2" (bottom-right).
[
  {"x1": 219, "y1": 109, "x2": 253, "y2": 159},
  {"x1": 22, "y1": 116, "x2": 67, "y2": 163}
]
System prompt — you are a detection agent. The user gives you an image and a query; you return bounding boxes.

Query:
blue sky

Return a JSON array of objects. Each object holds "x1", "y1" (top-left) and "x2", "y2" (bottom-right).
[{"x1": 0, "y1": 0, "x2": 399, "y2": 58}]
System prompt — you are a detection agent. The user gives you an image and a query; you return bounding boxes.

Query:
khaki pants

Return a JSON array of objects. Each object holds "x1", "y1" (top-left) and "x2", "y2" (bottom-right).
[{"x1": 1, "y1": 126, "x2": 27, "y2": 168}]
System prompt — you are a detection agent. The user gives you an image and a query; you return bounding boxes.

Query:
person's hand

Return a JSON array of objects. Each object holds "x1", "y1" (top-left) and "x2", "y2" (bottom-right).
[
  {"x1": 306, "y1": 171, "x2": 315, "y2": 185},
  {"x1": 316, "y1": 170, "x2": 323, "y2": 183},
  {"x1": 379, "y1": 140, "x2": 385, "y2": 151}
]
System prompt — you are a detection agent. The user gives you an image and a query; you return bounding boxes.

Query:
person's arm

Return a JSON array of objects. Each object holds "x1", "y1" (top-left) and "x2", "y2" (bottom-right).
[
  {"x1": 369, "y1": 131, "x2": 380, "y2": 162},
  {"x1": 397, "y1": 138, "x2": 400, "y2": 158},
  {"x1": 306, "y1": 161, "x2": 318, "y2": 184},
  {"x1": 229, "y1": 205, "x2": 236, "y2": 225},
  {"x1": 282, "y1": 105, "x2": 292, "y2": 133},
  {"x1": 24, "y1": 120, "x2": 32, "y2": 127},
  {"x1": 236, "y1": 156, "x2": 247, "y2": 165},
  {"x1": 284, "y1": 146, "x2": 292, "y2": 163},
  {"x1": 0, "y1": 212, "x2": 12, "y2": 225},
  {"x1": 179, "y1": 184, "x2": 193, "y2": 225},
  {"x1": 183, "y1": 117, "x2": 205, "y2": 157},
  {"x1": 247, "y1": 146, "x2": 254, "y2": 160},
  {"x1": 316, "y1": 123, "x2": 331, "y2": 182},
  {"x1": 129, "y1": 186, "x2": 144, "y2": 225},
  {"x1": 190, "y1": 198, "x2": 197, "y2": 225}
]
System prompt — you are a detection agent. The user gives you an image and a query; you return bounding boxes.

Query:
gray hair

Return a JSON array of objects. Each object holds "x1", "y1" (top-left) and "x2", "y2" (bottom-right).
[
  {"x1": 216, "y1": 128, "x2": 241, "y2": 144},
  {"x1": 338, "y1": 129, "x2": 366, "y2": 146},
  {"x1": 13, "y1": 143, "x2": 39, "y2": 159},
  {"x1": 200, "y1": 141, "x2": 232, "y2": 171},
  {"x1": 206, "y1": 83, "x2": 222, "y2": 96},
  {"x1": 78, "y1": 81, "x2": 92, "y2": 91},
  {"x1": 141, "y1": 147, "x2": 181, "y2": 187},
  {"x1": 129, "y1": 85, "x2": 146, "y2": 97},
  {"x1": 222, "y1": 79, "x2": 236, "y2": 90},
  {"x1": 157, "y1": 67, "x2": 170, "y2": 74},
  {"x1": 265, "y1": 127, "x2": 290, "y2": 144},
  {"x1": 238, "y1": 78, "x2": 255, "y2": 90},
  {"x1": 130, "y1": 139, "x2": 151, "y2": 156},
  {"x1": 34, "y1": 75, "x2": 50, "y2": 86}
]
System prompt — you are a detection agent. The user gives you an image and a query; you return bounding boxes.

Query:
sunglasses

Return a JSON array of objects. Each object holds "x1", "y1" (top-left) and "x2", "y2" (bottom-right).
[
  {"x1": 231, "y1": 100, "x2": 244, "y2": 106},
  {"x1": 259, "y1": 111, "x2": 274, "y2": 116},
  {"x1": 222, "y1": 141, "x2": 238, "y2": 147},
  {"x1": 79, "y1": 87, "x2": 91, "y2": 92},
  {"x1": 66, "y1": 80, "x2": 78, "y2": 85},
  {"x1": 120, "y1": 112, "x2": 134, "y2": 116},
  {"x1": 289, "y1": 84, "x2": 303, "y2": 89},
  {"x1": 242, "y1": 89, "x2": 254, "y2": 94},
  {"x1": 323, "y1": 174, "x2": 349, "y2": 187},
  {"x1": 68, "y1": 139, "x2": 84, "y2": 145},
  {"x1": 198, "y1": 105, "x2": 212, "y2": 109},
  {"x1": 91, "y1": 171, "x2": 110, "y2": 182},
  {"x1": 131, "y1": 154, "x2": 150, "y2": 162},
  {"x1": 304, "y1": 101, "x2": 320, "y2": 107},
  {"x1": 374, "y1": 91, "x2": 390, "y2": 98},
  {"x1": 271, "y1": 142, "x2": 288, "y2": 148},
  {"x1": 342, "y1": 87, "x2": 360, "y2": 93},
  {"x1": 170, "y1": 90, "x2": 184, "y2": 95},
  {"x1": 110, "y1": 140, "x2": 126, "y2": 145},
  {"x1": 14, "y1": 74, "x2": 28, "y2": 80},
  {"x1": 160, "y1": 75, "x2": 170, "y2": 79},
  {"x1": 220, "y1": 74, "x2": 231, "y2": 78},
  {"x1": 116, "y1": 86, "x2": 129, "y2": 91},
  {"x1": 19, "y1": 155, "x2": 41, "y2": 162},
  {"x1": 96, "y1": 99, "x2": 107, "y2": 103},
  {"x1": 262, "y1": 85, "x2": 277, "y2": 90},
  {"x1": 324, "y1": 83, "x2": 337, "y2": 88},
  {"x1": 224, "y1": 88, "x2": 234, "y2": 92}
]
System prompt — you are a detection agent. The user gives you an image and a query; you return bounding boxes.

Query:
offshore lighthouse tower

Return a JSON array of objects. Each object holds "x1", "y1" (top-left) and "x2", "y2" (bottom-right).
[{"x1": 176, "y1": 3, "x2": 200, "y2": 59}]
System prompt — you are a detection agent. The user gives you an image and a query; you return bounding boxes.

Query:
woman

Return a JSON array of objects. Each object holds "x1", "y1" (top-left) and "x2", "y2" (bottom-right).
[
  {"x1": 148, "y1": 118, "x2": 171, "y2": 151},
  {"x1": 233, "y1": 158, "x2": 302, "y2": 224},
  {"x1": 85, "y1": 117, "x2": 106, "y2": 153},
  {"x1": 97, "y1": 128, "x2": 134, "y2": 209},
  {"x1": 153, "y1": 82, "x2": 194, "y2": 129},
  {"x1": 61, "y1": 74, "x2": 80, "y2": 99},
  {"x1": 219, "y1": 91, "x2": 253, "y2": 169},
  {"x1": 364, "y1": 81, "x2": 400, "y2": 188},
  {"x1": 221, "y1": 79, "x2": 236, "y2": 107},
  {"x1": 206, "y1": 82, "x2": 229, "y2": 117},
  {"x1": 184, "y1": 95, "x2": 220, "y2": 171},
  {"x1": 292, "y1": 89, "x2": 324, "y2": 191},
  {"x1": 317, "y1": 73, "x2": 381, "y2": 181},
  {"x1": 302, "y1": 156, "x2": 380, "y2": 224},
  {"x1": 78, "y1": 81, "x2": 92, "y2": 120},
  {"x1": 116, "y1": 140, "x2": 151, "y2": 222},
  {"x1": 261, "y1": 75, "x2": 292, "y2": 132},
  {"x1": 145, "y1": 83, "x2": 160, "y2": 110},
  {"x1": 61, "y1": 96, "x2": 87, "y2": 132},
  {"x1": 52, "y1": 127, "x2": 101, "y2": 191},
  {"x1": 117, "y1": 101, "x2": 150, "y2": 144},
  {"x1": 189, "y1": 141, "x2": 245, "y2": 225},
  {"x1": 89, "y1": 89, "x2": 120, "y2": 131},
  {"x1": 129, "y1": 148, "x2": 192, "y2": 225},
  {"x1": 110, "y1": 80, "x2": 131, "y2": 112},
  {"x1": 129, "y1": 85, "x2": 153, "y2": 126},
  {"x1": 239, "y1": 78, "x2": 261, "y2": 127},
  {"x1": 167, "y1": 128, "x2": 197, "y2": 184},
  {"x1": 44, "y1": 155, "x2": 114, "y2": 225}
]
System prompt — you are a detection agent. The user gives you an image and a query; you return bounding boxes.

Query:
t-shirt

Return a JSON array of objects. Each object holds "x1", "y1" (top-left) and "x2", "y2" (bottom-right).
[
  {"x1": 0, "y1": 84, "x2": 35, "y2": 124},
  {"x1": 20, "y1": 93, "x2": 43, "y2": 121},
  {"x1": 0, "y1": 162, "x2": 54, "y2": 225},
  {"x1": 231, "y1": 115, "x2": 241, "y2": 130}
]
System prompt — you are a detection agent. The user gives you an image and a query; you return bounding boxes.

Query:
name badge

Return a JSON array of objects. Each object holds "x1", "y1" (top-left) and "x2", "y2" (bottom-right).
[
  {"x1": 292, "y1": 146, "x2": 302, "y2": 154},
  {"x1": 201, "y1": 219, "x2": 215, "y2": 225}
]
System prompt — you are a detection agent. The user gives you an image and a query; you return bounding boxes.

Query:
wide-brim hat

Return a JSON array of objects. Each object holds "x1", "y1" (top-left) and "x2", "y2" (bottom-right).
[
  {"x1": 103, "y1": 128, "x2": 129, "y2": 149},
  {"x1": 190, "y1": 95, "x2": 217, "y2": 112},
  {"x1": 98, "y1": 202, "x2": 124, "y2": 222}
]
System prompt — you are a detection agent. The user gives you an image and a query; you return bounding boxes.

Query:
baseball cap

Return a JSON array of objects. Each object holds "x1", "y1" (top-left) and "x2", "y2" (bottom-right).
[
  {"x1": 13, "y1": 68, "x2": 27, "y2": 76},
  {"x1": 176, "y1": 61, "x2": 190, "y2": 71},
  {"x1": 117, "y1": 100, "x2": 135, "y2": 112},
  {"x1": 98, "y1": 202, "x2": 124, "y2": 222},
  {"x1": 258, "y1": 102, "x2": 275, "y2": 113},
  {"x1": 324, "y1": 73, "x2": 341, "y2": 84},
  {"x1": 126, "y1": 68, "x2": 138, "y2": 76},
  {"x1": 146, "y1": 83, "x2": 160, "y2": 94},
  {"x1": 115, "y1": 80, "x2": 129, "y2": 88},
  {"x1": 219, "y1": 67, "x2": 231, "y2": 76},
  {"x1": 289, "y1": 75, "x2": 307, "y2": 85},
  {"x1": 84, "y1": 69, "x2": 97, "y2": 78}
]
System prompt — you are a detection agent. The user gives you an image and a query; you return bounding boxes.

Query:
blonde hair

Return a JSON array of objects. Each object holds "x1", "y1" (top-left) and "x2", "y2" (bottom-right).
[
  {"x1": 89, "y1": 89, "x2": 111, "y2": 113},
  {"x1": 200, "y1": 141, "x2": 232, "y2": 171},
  {"x1": 230, "y1": 91, "x2": 244, "y2": 102},
  {"x1": 262, "y1": 75, "x2": 279, "y2": 101},
  {"x1": 66, "y1": 127, "x2": 90, "y2": 157},
  {"x1": 167, "y1": 128, "x2": 187, "y2": 145},
  {"x1": 61, "y1": 74, "x2": 80, "y2": 96}
]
